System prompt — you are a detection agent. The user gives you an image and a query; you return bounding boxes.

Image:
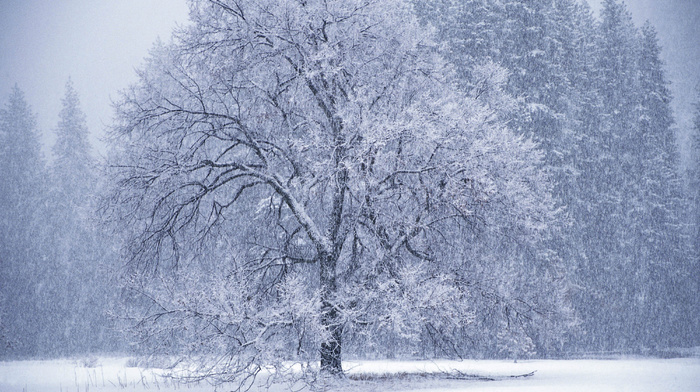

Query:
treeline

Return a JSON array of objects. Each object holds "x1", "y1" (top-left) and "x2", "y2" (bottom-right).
[
  {"x1": 0, "y1": 82, "x2": 124, "y2": 358},
  {"x1": 416, "y1": 0, "x2": 698, "y2": 353}
]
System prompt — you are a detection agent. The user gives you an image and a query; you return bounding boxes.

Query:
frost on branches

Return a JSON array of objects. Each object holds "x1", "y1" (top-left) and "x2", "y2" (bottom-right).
[{"x1": 103, "y1": 0, "x2": 563, "y2": 384}]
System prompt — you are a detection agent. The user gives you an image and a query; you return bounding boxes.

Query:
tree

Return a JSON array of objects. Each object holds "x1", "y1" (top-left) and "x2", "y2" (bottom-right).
[
  {"x1": 104, "y1": 0, "x2": 558, "y2": 382},
  {"x1": 693, "y1": 90, "x2": 700, "y2": 259},
  {"x1": 40, "y1": 79, "x2": 124, "y2": 355},
  {"x1": 629, "y1": 23, "x2": 692, "y2": 349},
  {"x1": 52, "y1": 79, "x2": 93, "y2": 199},
  {"x1": 0, "y1": 86, "x2": 47, "y2": 357},
  {"x1": 0, "y1": 82, "x2": 125, "y2": 359},
  {"x1": 687, "y1": 88, "x2": 700, "y2": 346},
  {"x1": 40, "y1": 79, "x2": 94, "y2": 355},
  {"x1": 414, "y1": 0, "x2": 589, "y2": 355},
  {"x1": 415, "y1": 0, "x2": 696, "y2": 354}
]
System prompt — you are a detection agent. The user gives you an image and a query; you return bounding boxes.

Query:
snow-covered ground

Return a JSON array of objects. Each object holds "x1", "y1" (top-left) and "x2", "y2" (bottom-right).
[{"x1": 0, "y1": 357, "x2": 698, "y2": 391}]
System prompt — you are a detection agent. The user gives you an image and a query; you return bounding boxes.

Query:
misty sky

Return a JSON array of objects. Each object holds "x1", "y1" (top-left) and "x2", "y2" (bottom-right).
[
  {"x1": 0, "y1": 0, "x2": 699, "y2": 162},
  {"x1": 0, "y1": 0, "x2": 189, "y2": 158},
  {"x1": 589, "y1": 0, "x2": 700, "y2": 164}
]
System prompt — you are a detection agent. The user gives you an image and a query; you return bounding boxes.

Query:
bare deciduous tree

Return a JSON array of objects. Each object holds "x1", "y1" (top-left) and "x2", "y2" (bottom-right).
[{"x1": 104, "y1": 0, "x2": 557, "y2": 384}]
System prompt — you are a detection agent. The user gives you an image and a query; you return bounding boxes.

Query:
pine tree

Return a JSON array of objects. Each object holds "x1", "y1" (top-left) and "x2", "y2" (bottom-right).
[
  {"x1": 573, "y1": 3, "x2": 693, "y2": 352},
  {"x1": 42, "y1": 79, "x2": 122, "y2": 355},
  {"x1": 693, "y1": 91, "x2": 700, "y2": 261},
  {"x1": 53, "y1": 79, "x2": 93, "y2": 202},
  {"x1": 567, "y1": 0, "x2": 642, "y2": 352},
  {"x1": 415, "y1": 0, "x2": 588, "y2": 355},
  {"x1": 632, "y1": 22, "x2": 690, "y2": 349},
  {"x1": 416, "y1": 0, "x2": 696, "y2": 354},
  {"x1": 686, "y1": 89, "x2": 700, "y2": 347},
  {"x1": 0, "y1": 86, "x2": 48, "y2": 357}
]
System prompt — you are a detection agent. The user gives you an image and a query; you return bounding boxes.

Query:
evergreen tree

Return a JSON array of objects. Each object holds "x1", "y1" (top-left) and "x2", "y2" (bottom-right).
[
  {"x1": 686, "y1": 89, "x2": 700, "y2": 347},
  {"x1": 416, "y1": 0, "x2": 696, "y2": 354},
  {"x1": 632, "y1": 23, "x2": 690, "y2": 349},
  {"x1": 42, "y1": 79, "x2": 122, "y2": 355},
  {"x1": 0, "y1": 86, "x2": 48, "y2": 357},
  {"x1": 572, "y1": 3, "x2": 693, "y2": 352},
  {"x1": 575, "y1": 0, "x2": 640, "y2": 351},
  {"x1": 415, "y1": 0, "x2": 587, "y2": 355},
  {"x1": 53, "y1": 79, "x2": 93, "y2": 201},
  {"x1": 693, "y1": 90, "x2": 700, "y2": 261}
]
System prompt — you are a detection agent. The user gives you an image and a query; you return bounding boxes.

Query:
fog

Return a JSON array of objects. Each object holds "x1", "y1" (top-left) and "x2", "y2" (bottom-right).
[
  {"x1": 0, "y1": 0, "x2": 189, "y2": 158},
  {"x1": 1, "y1": 1, "x2": 698, "y2": 162},
  {"x1": 588, "y1": 0, "x2": 700, "y2": 165}
]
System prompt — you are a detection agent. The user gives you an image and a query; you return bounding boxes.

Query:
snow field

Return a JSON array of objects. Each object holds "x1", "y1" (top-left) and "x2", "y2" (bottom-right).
[{"x1": 0, "y1": 357, "x2": 698, "y2": 392}]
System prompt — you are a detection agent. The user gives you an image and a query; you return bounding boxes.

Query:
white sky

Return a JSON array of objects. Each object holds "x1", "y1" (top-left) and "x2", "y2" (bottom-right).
[
  {"x1": 588, "y1": 0, "x2": 700, "y2": 165},
  {"x1": 0, "y1": 0, "x2": 190, "y2": 159},
  {"x1": 0, "y1": 0, "x2": 699, "y2": 162}
]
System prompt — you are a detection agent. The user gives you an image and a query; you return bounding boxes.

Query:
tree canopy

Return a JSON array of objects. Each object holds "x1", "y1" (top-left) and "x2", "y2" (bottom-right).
[{"x1": 104, "y1": 0, "x2": 560, "y2": 381}]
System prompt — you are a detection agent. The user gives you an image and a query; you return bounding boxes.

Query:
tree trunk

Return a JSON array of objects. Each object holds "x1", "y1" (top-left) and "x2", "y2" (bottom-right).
[
  {"x1": 319, "y1": 251, "x2": 343, "y2": 375},
  {"x1": 319, "y1": 119, "x2": 346, "y2": 375},
  {"x1": 320, "y1": 303, "x2": 343, "y2": 374}
]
